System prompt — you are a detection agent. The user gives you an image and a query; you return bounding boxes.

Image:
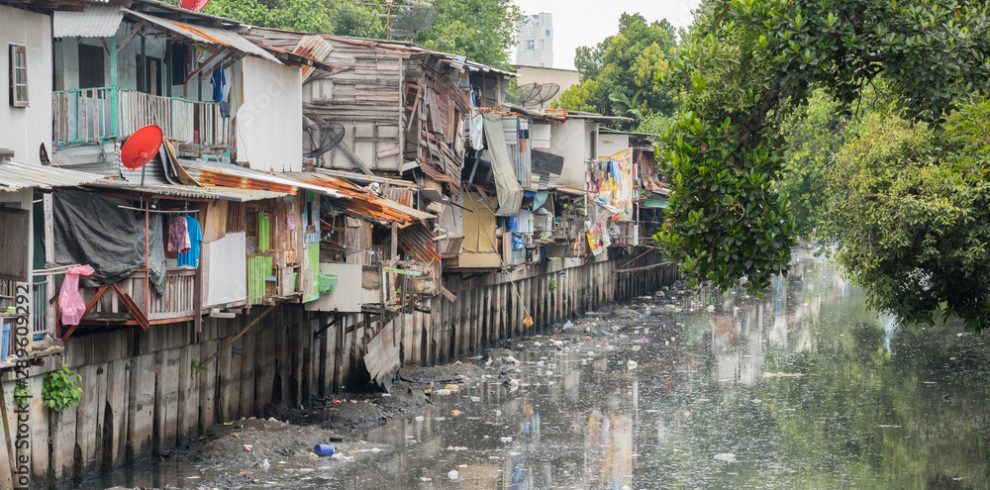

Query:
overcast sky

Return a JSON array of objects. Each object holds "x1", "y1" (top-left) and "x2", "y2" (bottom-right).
[{"x1": 511, "y1": 0, "x2": 703, "y2": 70}]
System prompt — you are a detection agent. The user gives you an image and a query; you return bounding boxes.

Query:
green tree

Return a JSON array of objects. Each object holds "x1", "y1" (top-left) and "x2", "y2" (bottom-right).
[
  {"x1": 327, "y1": 0, "x2": 385, "y2": 38},
  {"x1": 830, "y1": 100, "x2": 990, "y2": 329},
  {"x1": 201, "y1": 0, "x2": 519, "y2": 67},
  {"x1": 658, "y1": 0, "x2": 990, "y2": 300},
  {"x1": 556, "y1": 13, "x2": 679, "y2": 126},
  {"x1": 776, "y1": 89, "x2": 851, "y2": 240},
  {"x1": 417, "y1": 0, "x2": 520, "y2": 67},
  {"x1": 203, "y1": 0, "x2": 332, "y2": 33}
]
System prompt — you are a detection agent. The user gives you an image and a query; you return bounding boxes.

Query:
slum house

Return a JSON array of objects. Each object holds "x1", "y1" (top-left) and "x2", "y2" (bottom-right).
[
  {"x1": 611, "y1": 129, "x2": 669, "y2": 247},
  {"x1": 0, "y1": 0, "x2": 382, "y2": 484},
  {"x1": 0, "y1": 2, "x2": 678, "y2": 486},
  {"x1": 240, "y1": 30, "x2": 510, "y2": 384},
  {"x1": 245, "y1": 28, "x2": 670, "y2": 369},
  {"x1": 0, "y1": 0, "x2": 77, "y2": 359},
  {"x1": 455, "y1": 105, "x2": 569, "y2": 269}
]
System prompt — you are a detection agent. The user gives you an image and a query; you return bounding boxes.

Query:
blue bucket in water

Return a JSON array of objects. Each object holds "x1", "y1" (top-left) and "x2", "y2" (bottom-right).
[
  {"x1": 313, "y1": 444, "x2": 336, "y2": 457},
  {"x1": 0, "y1": 321, "x2": 10, "y2": 361}
]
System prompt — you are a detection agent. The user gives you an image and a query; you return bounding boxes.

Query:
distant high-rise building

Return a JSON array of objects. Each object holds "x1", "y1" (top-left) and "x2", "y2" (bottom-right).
[{"x1": 516, "y1": 13, "x2": 553, "y2": 68}]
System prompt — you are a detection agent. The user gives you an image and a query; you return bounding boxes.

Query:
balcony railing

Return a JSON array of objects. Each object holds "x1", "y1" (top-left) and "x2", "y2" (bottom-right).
[
  {"x1": 611, "y1": 221, "x2": 641, "y2": 248},
  {"x1": 32, "y1": 281, "x2": 47, "y2": 338},
  {"x1": 53, "y1": 88, "x2": 229, "y2": 147},
  {"x1": 0, "y1": 279, "x2": 54, "y2": 342},
  {"x1": 80, "y1": 269, "x2": 196, "y2": 324}
]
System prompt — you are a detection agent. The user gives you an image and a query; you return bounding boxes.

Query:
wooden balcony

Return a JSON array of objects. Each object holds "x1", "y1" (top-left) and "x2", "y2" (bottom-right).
[
  {"x1": 53, "y1": 88, "x2": 228, "y2": 147},
  {"x1": 80, "y1": 269, "x2": 196, "y2": 325}
]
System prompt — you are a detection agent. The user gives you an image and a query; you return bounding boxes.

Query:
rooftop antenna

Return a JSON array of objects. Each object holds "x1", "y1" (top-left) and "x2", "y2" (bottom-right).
[
  {"x1": 510, "y1": 82, "x2": 540, "y2": 105},
  {"x1": 532, "y1": 83, "x2": 561, "y2": 108},
  {"x1": 512, "y1": 82, "x2": 560, "y2": 108},
  {"x1": 385, "y1": 1, "x2": 437, "y2": 39}
]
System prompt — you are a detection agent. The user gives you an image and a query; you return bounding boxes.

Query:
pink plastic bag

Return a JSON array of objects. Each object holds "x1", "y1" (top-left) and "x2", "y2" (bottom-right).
[{"x1": 59, "y1": 265, "x2": 95, "y2": 326}]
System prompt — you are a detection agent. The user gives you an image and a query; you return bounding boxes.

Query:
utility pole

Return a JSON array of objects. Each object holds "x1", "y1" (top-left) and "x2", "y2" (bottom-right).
[{"x1": 385, "y1": 0, "x2": 395, "y2": 40}]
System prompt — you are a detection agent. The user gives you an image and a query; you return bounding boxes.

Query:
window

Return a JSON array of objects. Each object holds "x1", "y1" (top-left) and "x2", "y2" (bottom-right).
[
  {"x1": 8, "y1": 44, "x2": 27, "y2": 108},
  {"x1": 78, "y1": 44, "x2": 105, "y2": 89},
  {"x1": 527, "y1": 40, "x2": 536, "y2": 51}
]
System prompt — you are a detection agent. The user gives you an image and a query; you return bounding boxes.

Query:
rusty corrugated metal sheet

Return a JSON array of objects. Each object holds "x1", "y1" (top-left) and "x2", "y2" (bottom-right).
[
  {"x1": 53, "y1": 5, "x2": 123, "y2": 38},
  {"x1": 285, "y1": 172, "x2": 433, "y2": 225},
  {"x1": 293, "y1": 35, "x2": 334, "y2": 81},
  {"x1": 386, "y1": 187, "x2": 414, "y2": 207},
  {"x1": 178, "y1": 161, "x2": 347, "y2": 198},
  {"x1": 399, "y1": 223, "x2": 441, "y2": 264},
  {"x1": 123, "y1": 9, "x2": 281, "y2": 64}
]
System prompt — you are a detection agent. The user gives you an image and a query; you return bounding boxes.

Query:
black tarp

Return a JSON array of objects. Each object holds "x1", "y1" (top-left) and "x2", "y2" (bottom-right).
[
  {"x1": 532, "y1": 149, "x2": 565, "y2": 176},
  {"x1": 53, "y1": 189, "x2": 166, "y2": 295}
]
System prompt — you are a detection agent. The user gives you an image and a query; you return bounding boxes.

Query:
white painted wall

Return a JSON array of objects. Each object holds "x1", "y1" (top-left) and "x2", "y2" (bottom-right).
[
  {"x1": 549, "y1": 119, "x2": 597, "y2": 189},
  {"x1": 598, "y1": 132, "x2": 630, "y2": 159},
  {"x1": 236, "y1": 57, "x2": 302, "y2": 172},
  {"x1": 0, "y1": 5, "x2": 52, "y2": 164}
]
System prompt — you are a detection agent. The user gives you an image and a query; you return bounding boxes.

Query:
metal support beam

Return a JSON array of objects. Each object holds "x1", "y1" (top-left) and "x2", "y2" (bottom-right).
[{"x1": 109, "y1": 35, "x2": 119, "y2": 138}]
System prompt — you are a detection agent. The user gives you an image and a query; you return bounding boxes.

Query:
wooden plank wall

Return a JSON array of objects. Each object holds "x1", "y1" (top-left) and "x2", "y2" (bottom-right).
[{"x1": 0, "y1": 252, "x2": 676, "y2": 486}]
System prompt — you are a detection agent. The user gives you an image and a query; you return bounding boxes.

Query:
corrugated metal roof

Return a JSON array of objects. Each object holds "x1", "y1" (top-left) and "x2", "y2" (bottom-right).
[
  {"x1": 285, "y1": 172, "x2": 433, "y2": 224},
  {"x1": 123, "y1": 8, "x2": 281, "y2": 64},
  {"x1": 312, "y1": 168, "x2": 419, "y2": 189},
  {"x1": 85, "y1": 179, "x2": 286, "y2": 202},
  {"x1": 0, "y1": 160, "x2": 104, "y2": 192},
  {"x1": 53, "y1": 5, "x2": 124, "y2": 38},
  {"x1": 179, "y1": 160, "x2": 347, "y2": 198},
  {"x1": 293, "y1": 35, "x2": 334, "y2": 81},
  {"x1": 465, "y1": 60, "x2": 516, "y2": 79}
]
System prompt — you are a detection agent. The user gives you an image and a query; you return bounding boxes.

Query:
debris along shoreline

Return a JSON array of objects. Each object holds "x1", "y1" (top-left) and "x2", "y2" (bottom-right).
[{"x1": 95, "y1": 281, "x2": 696, "y2": 489}]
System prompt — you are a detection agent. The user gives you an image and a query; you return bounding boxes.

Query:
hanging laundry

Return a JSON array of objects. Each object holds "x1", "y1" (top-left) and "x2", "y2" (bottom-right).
[
  {"x1": 210, "y1": 67, "x2": 226, "y2": 103},
  {"x1": 470, "y1": 114, "x2": 485, "y2": 151},
  {"x1": 257, "y1": 212, "x2": 270, "y2": 252},
  {"x1": 178, "y1": 215, "x2": 203, "y2": 269},
  {"x1": 168, "y1": 215, "x2": 190, "y2": 253},
  {"x1": 59, "y1": 265, "x2": 95, "y2": 326}
]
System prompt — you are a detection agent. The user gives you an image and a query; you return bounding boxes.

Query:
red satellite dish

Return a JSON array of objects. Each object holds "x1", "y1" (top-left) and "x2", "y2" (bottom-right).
[
  {"x1": 120, "y1": 125, "x2": 164, "y2": 171},
  {"x1": 179, "y1": 0, "x2": 210, "y2": 12}
]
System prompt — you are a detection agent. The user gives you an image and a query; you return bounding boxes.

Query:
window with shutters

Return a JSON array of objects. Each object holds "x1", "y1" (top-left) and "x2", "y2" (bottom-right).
[{"x1": 8, "y1": 44, "x2": 28, "y2": 108}]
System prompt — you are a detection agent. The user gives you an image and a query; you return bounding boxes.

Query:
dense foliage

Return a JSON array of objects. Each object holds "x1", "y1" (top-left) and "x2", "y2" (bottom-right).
[
  {"x1": 200, "y1": 0, "x2": 519, "y2": 67},
  {"x1": 776, "y1": 90, "x2": 852, "y2": 240},
  {"x1": 555, "y1": 14, "x2": 680, "y2": 127},
  {"x1": 830, "y1": 100, "x2": 990, "y2": 329},
  {"x1": 203, "y1": 0, "x2": 332, "y2": 33},
  {"x1": 658, "y1": 0, "x2": 990, "y2": 308},
  {"x1": 418, "y1": 0, "x2": 520, "y2": 67}
]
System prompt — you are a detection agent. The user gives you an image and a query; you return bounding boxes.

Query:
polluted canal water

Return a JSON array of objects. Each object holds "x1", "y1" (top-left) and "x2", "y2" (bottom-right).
[{"x1": 98, "y1": 253, "x2": 990, "y2": 489}]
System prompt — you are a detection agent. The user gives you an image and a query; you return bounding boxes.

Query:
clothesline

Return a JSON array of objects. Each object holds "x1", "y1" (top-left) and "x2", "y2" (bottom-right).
[
  {"x1": 32, "y1": 265, "x2": 107, "y2": 279},
  {"x1": 117, "y1": 205, "x2": 200, "y2": 214}
]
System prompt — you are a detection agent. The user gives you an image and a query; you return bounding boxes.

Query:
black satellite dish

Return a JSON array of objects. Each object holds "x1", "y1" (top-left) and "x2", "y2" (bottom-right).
[
  {"x1": 389, "y1": 4, "x2": 437, "y2": 39},
  {"x1": 304, "y1": 116, "x2": 346, "y2": 159},
  {"x1": 510, "y1": 82, "x2": 541, "y2": 105},
  {"x1": 532, "y1": 83, "x2": 560, "y2": 106}
]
